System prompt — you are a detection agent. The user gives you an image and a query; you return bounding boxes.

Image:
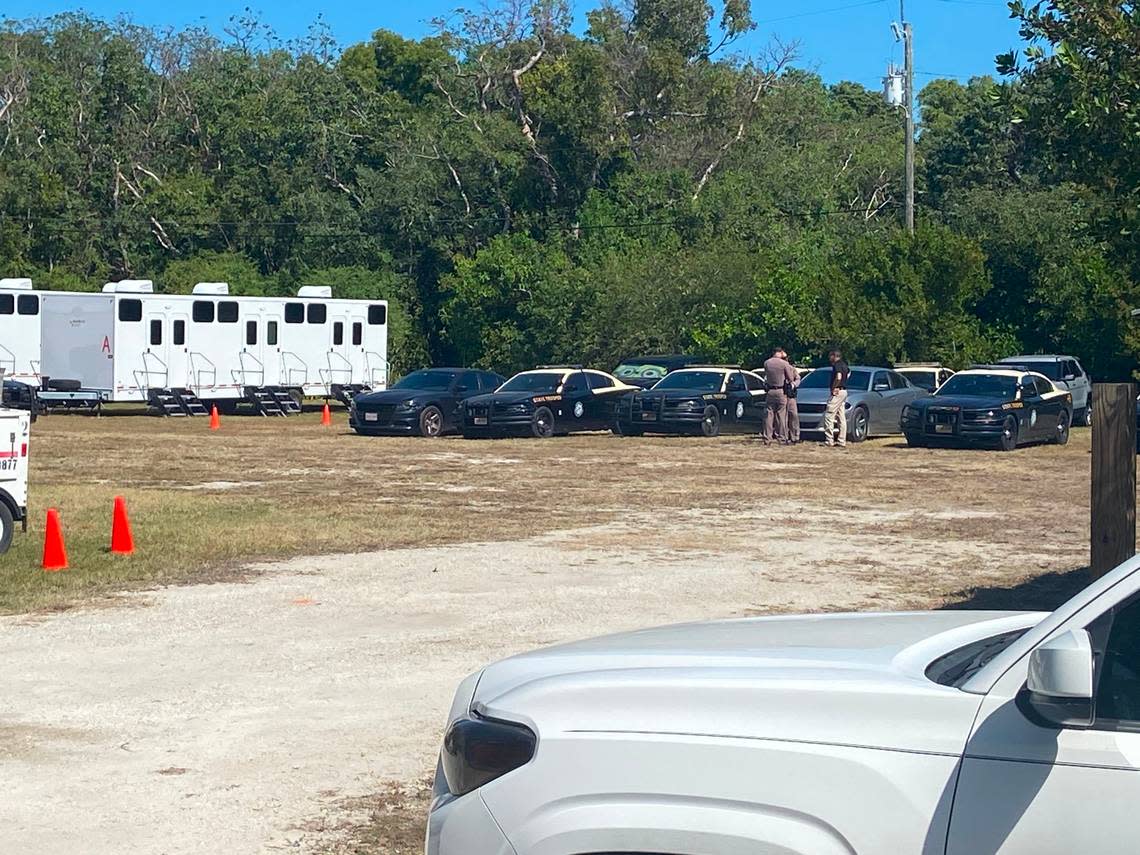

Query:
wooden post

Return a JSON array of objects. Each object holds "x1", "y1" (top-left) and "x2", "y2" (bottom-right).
[{"x1": 1091, "y1": 382, "x2": 1137, "y2": 578}]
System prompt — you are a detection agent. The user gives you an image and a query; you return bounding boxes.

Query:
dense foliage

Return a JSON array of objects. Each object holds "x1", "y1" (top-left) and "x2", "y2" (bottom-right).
[{"x1": 0, "y1": 0, "x2": 1136, "y2": 376}]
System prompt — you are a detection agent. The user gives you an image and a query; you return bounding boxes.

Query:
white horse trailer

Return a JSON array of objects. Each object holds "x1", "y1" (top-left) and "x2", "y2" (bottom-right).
[
  {"x1": 39, "y1": 281, "x2": 388, "y2": 415},
  {"x1": 0, "y1": 278, "x2": 43, "y2": 386}
]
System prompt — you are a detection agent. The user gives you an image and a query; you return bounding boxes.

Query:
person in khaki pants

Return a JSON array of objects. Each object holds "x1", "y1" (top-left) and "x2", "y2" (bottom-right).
[
  {"x1": 786, "y1": 361, "x2": 802, "y2": 443},
  {"x1": 822, "y1": 348, "x2": 850, "y2": 447},
  {"x1": 762, "y1": 347, "x2": 796, "y2": 444}
]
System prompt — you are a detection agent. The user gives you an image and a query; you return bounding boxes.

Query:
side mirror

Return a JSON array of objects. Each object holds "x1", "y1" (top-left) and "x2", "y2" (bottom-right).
[
  {"x1": 1063, "y1": 374, "x2": 1076, "y2": 382},
  {"x1": 1024, "y1": 629, "x2": 1095, "y2": 727},
  {"x1": 873, "y1": 382, "x2": 890, "y2": 392}
]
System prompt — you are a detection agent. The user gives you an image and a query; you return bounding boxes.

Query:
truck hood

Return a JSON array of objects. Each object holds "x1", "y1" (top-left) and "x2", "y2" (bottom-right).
[{"x1": 471, "y1": 611, "x2": 1044, "y2": 756}]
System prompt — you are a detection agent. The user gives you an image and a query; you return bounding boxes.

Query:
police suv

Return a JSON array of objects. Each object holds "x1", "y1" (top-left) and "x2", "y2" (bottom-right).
[{"x1": 0, "y1": 405, "x2": 30, "y2": 553}]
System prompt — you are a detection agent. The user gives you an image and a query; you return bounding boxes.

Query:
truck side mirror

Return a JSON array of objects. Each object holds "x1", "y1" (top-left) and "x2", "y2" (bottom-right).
[{"x1": 1024, "y1": 629, "x2": 1095, "y2": 727}]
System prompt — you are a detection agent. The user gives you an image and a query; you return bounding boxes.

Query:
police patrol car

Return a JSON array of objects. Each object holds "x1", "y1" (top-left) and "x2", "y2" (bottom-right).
[{"x1": 0, "y1": 404, "x2": 30, "y2": 553}]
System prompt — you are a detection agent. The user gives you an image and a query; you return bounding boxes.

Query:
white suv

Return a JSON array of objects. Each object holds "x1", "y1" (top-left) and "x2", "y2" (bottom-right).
[
  {"x1": 1000, "y1": 354, "x2": 1092, "y2": 426},
  {"x1": 429, "y1": 556, "x2": 1140, "y2": 854}
]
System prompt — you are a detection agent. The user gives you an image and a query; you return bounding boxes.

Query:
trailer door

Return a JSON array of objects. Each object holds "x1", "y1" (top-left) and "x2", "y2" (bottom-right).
[
  {"x1": 167, "y1": 311, "x2": 190, "y2": 389},
  {"x1": 141, "y1": 305, "x2": 172, "y2": 391},
  {"x1": 244, "y1": 312, "x2": 283, "y2": 387},
  {"x1": 329, "y1": 313, "x2": 352, "y2": 388}
]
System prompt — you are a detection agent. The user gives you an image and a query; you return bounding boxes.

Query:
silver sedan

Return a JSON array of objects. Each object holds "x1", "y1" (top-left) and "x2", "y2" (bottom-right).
[{"x1": 795, "y1": 366, "x2": 925, "y2": 442}]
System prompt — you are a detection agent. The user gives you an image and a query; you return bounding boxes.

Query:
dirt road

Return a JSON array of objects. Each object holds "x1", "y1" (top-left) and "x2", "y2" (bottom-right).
[{"x1": 0, "y1": 431, "x2": 1096, "y2": 852}]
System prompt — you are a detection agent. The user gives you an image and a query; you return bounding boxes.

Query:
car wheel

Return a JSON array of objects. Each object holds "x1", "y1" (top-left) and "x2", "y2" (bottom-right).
[
  {"x1": 0, "y1": 503, "x2": 12, "y2": 555},
  {"x1": 998, "y1": 416, "x2": 1019, "y2": 451},
  {"x1": 1053, "y1": 410, "x2": 1071, "y2": 445},
  {"x1": 849, "y1": 406, "x2": 869, "y2": 443},
  {"x1": 1076, "y1": 406, "x2": 1093, "y2": 428},
  {"x1": 418, "y1": 405, "x2": 444, "y2": 438},
  {"x1": 699, "y1": 405, "x2": 721, "y2": 438},
  {"x1": 612, "y1": 417, "x2": 642, "y2": 437},
  {"x1": 904, "y1": 432, "x2": 925, "y2": 448},
  {"x1": 531, "y1": 407, "x2": 555, "y2": 438}
]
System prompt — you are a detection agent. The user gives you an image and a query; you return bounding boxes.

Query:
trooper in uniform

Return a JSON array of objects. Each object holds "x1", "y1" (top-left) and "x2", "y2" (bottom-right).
[
  {"x1": 763, "y1": 346, "x2": 796, "y2": 444},
  {"x1": 822, "y1": 348, "x2": 851, "y2": 447}
]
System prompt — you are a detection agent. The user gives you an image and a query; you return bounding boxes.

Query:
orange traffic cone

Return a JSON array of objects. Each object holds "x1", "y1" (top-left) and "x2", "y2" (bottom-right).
[
  {"x1": 209, "y1": 404, "x2": 221, "y2": 431},
  {"x1": 110, "y1": 496, "x2": 135, "y2": 556},
  {"x1": 321, "y1": 403, "x2": 332, "y2": 427},
  {"x1": 42, "y1": 508, "x2": 68, "y2": 572}
]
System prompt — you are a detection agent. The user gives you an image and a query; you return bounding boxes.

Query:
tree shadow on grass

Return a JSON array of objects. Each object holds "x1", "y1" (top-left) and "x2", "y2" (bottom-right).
[{"x1": 941, "y1": 566, "x2": 1092, "y2": 612}]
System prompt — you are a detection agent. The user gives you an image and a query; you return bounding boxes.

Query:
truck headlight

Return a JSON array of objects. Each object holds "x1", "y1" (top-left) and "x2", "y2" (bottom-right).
[{"x1": 440, "y1": 713, "x2": 536, "y2": 798}]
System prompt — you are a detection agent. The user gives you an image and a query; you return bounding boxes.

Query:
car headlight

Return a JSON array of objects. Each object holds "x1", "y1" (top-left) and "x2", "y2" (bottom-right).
[
  {"x1": 394, "y1": 399, "x2": 418, "y2": 411},
  {"x1": 439, "y1": 713, "x2": 536, "y2": 798},
  {"x1": 503, "y1": 402, "x2": 531, "y2": 415},
  {"x1": 902, "y1": 405, "x2": 914, "y2": 418},
  {"x1": 678, "y1": 399, "x2": 701, "y2": 411}
]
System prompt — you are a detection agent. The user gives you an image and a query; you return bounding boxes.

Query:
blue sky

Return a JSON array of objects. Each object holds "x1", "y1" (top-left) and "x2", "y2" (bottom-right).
[{"x1": 1, "y1": 0, "x2": 1022, "y2": 91}]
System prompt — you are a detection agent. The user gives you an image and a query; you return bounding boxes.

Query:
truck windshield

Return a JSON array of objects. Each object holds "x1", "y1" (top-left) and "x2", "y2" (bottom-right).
[
  {"x1": 652, "y1": 371, "x2": 725, "y2": 392},
  {"x1": 1006, "y1": 361, "x2": 1062, "y2": 381}
]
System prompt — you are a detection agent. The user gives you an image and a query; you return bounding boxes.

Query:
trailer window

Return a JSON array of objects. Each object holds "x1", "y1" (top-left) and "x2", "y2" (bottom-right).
[
  {"x1": 218, "y1": 301, "x2": 238, "y2": 323},
  {"x1": 0, "y1": 295, "x2": 12, "y2": 314},
  {"x1": 368, "y1": 304, "x2": 387, "y2": 325},
  {"x1": 246, "y1": 320, "x2": 258, "y2": 346},
  {"x1": 119, "y1": 299, "x2": 142, "y2": 322},
  {"x1": 333, "y1": 322, "x2": 344, "y2": 345},
  {"x1": 285, "y1": 302, "x2": 304, "y2": 324},
  {"x1": 192, "y1": 301, "x2": 215, "y2": 323},
  {"x1": 307, "y1": 304, "x2": 327, "y2": 324},
  {"x1": 17, "y1": 295, "x2": 39, "y2": 315},
  {"x1": 267, "y1": 321, "x2": 278, "y2": 346},
  {"x1": 352, "y1": 322, "x2": 362, "y2": 346},
  {"x1": 149, "y1": 319, "x2": 162, "y2": 346},
  {"x1": 173, "y1": 320, "x2": 186, "y2": 346}
]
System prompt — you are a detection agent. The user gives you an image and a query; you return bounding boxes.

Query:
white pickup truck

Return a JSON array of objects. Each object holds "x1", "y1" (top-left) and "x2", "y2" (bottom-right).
[
  {"x1": 0, "y1": 406, "x2": 30, "y2": 553},
  {"x1": 430, "y1": 555, "x2": 1140, "y2": 854}
]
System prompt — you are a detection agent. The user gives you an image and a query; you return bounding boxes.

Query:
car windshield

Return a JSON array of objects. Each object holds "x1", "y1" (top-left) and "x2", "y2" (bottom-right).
[
  {"x1": 392, "y1": 370, "x2": 458, "y2": 391},
  {"x1": 799, "y1": 368, "x2": 872, "y2": 391},
  {"x1": 936, "y1": 374, "x2": 1018, "y2": 399},
  {"x1": 651, "y1": 370, "x2": 725, "y2": 392},
  {"x1": 904, "y1": 370, "x2": 938, "y2": 389},
  {"x1": 1006, "y1": 360, "x2": 1062, "y2": 380},
  {"x1": 499, "y1": 371, "x2": 564, "y2": 393},
  {"x1": 615, "y1": 362, "x2": 670, "y2": 381}
]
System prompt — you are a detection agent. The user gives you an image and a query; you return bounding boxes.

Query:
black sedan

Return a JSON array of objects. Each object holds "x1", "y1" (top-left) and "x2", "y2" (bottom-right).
[
  {"x1": 612, "y1": 354, "x2": 706, "y2": 389},
  {"x1": 350, "y1": 368, "x2": 505, "y2": 437},
  {"x1": 614, "y1": 367, "x2": 767, "y2": 437},
  {"x1": 461, "y1": 367, "x2": 635, "y2": 438},
  {"x1": 901, "y1": 368, "x2": 1072, "y2": 451}
]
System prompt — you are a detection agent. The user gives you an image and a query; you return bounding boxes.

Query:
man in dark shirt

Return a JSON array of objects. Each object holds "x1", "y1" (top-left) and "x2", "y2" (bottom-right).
[{"x1": 823, "y1": 349, "x2": 850, "y2": 447}]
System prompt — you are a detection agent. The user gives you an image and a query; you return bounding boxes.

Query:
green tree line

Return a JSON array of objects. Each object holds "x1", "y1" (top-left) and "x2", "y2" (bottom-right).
[{"x1": 0, "y1": 1, "x2": 1136, "y2": 376}]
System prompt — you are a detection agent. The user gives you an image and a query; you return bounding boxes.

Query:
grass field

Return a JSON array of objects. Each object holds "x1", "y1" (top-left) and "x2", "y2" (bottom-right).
[
  {"x1": 4, "y1": 408, "x2": 1096, "y2": 616},
  {"x1": 1, "y1": 410, "x2": 1113, "y2": 854}
]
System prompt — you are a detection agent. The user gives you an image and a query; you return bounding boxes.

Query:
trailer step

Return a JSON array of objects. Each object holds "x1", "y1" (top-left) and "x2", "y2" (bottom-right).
[
  {"x1": 331, "y1": 383, "x2": 371, "y2": 407},
  {"x1": 244, "y1": 386, "x2": 287, "y2": 417},
  {"x1": 147, "y1": 389, "x2": 188, "y2": 417},
  {"x1": 270, "y1": 388, "x2": 302, "y2": 415},
  {"x1": 170, "y1": 388, "x2": 209, "y2": 417}
]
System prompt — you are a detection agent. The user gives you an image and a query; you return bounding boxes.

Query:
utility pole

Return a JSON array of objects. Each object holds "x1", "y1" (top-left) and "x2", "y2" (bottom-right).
[{"x1": 902, "y1": 3, "x2": 915, "y2": 233}]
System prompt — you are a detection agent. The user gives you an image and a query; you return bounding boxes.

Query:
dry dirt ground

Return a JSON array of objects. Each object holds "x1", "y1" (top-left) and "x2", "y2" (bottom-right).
[{"x1": 0, "y1": 415, "x2": 1105, "y2": 853}]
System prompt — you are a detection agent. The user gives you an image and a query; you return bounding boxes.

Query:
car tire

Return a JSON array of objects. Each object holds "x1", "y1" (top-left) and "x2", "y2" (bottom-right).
[
  {"x1": 418, "y1": 405, "x2": 444, "y2": 438},
  {"x1": 0, "y1": 503, "x2": 13, "y2": 555},
  {"x1": 699, "y1": 405, "x2": 721, "y2": 438},
  {"x1": 1053, "y1": 410, "x2": 1071, "y2": 445},
  {"x1": 904, "y1": 432, "x2": 925, "y2": 448},
  {"x1": 612, "y1": 417, "x2": 642, "y2": 437},
  {"x1": 1076, "y1": 406, "x2": 1093, "y2": 428},
  {"x1": 531, "y1": 407, "x2": 555, "y2": 439},
  {"x1": 849, "y1": 406, "x2": 870, "y2": 443},
  {"x1": 998, "y1": 416, "x2": 1019, "y2": 451}
]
